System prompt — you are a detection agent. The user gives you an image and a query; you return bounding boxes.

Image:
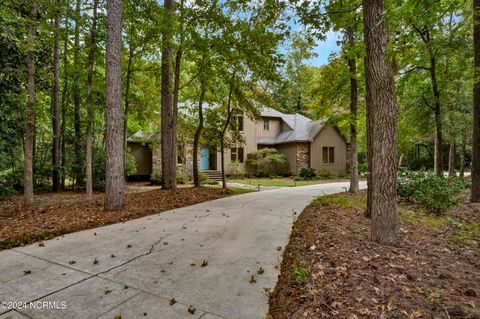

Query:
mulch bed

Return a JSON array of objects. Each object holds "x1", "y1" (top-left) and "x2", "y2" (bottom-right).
[
  {"x1": 0, "y1": 185, "x2": 231, "y2": 250},
  {"x1": 268, "y1": 191, "x2": 480, "y2": 319}
]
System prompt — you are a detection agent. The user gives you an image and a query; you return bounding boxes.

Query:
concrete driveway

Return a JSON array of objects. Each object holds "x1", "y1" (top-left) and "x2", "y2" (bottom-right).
[{"x1": 0, "y1": 181, "x2": 366, "y2": 319}]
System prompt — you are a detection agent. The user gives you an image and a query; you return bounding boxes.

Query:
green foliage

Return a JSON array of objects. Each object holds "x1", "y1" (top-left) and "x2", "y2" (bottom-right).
[
  {"x1": 199, "y1": 171, "x2": 208, "y2": 182},
  {"x1": 292, "y1": 262, "x2": 308, "y2": 289},
  {"x1": 150, "y1": 171, "x2": 162, "y2": 186},
  {"x1": 229, "y1": 160, "x2": 244, "y2": 178},
  {"x1": 297, "y1": 167, "x2": 317, "y2": 180},
  {"x1": 176, "y1": 170, "x2": 191, "y2": 184},
  {"x1": 91, "y1": 148, "x2": 136, "y2": 190},
  {"x1": 246, "y1": 148, "x2": 289, "y2": 177},
  {"x1": 202, "y1": 179, "x2": 219, "y2": 185},
  {"x1": 0, "y1": 169, "x2": 21, "y2": 198},
  {"x1": 397, "y1": 170, "x2": 469, "y2": 214}
]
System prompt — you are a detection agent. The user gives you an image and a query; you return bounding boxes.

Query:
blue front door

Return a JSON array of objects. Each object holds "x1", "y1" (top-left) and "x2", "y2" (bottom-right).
[{"x1": 200, "y1": 147, "x2": 209, "y2": 170}]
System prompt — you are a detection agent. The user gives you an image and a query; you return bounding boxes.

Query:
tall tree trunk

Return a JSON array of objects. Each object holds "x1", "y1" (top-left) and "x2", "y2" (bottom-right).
[
  {"x1": 24, "y1": 1, "x2": 37, "y2": 207},
  {"x1": 362, "y1": 0, "x2": 399, "y2": 245},
  {"x1": 347, "y1": 26, "x2": 359, "y2": 193},
  {"x1": 430, "y1": 57, "x2": 443, "y2": 176},
  {"x1": 104, "y1": 0, "x2": 125, "y2": 211},
  {"x1": 161, "y1": 0, "x2": 176, "y2": 190},
  {"x1": 73, "y1": 0, "x2": 81, "y2": 187},
  {"x1": 448, "y1": 108, "x2": 456, "y2": 177},
  {"x1": 193, "y1": 79, "x2": 206, "y2": 188},
  {"x1": 472, "y1": 0, "x2": 480, "y2": 202},
  {"x1": 460, "y1": 128, "x2": 466, "y2": 177},
  {"x1": 60, "y1": 0, "x2": 69, "y2": 190},
  {"x1": 123, "y1": 45, "x2": 134, "y2": 180},
  {"x1": 85, "y1": 0, "x2": 98, "y2": 200},
  {"x1": 220, "y1": 80, "x2": 234, "y2": 189},
  {"x1": 52, "y1": 2, "x2": 61, "y2": 192}
]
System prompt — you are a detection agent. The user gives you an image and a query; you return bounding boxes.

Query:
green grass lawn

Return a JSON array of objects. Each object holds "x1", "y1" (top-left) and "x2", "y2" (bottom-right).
[{"x1": 228, "y1": 178, "x2": 348, "y2": 187}]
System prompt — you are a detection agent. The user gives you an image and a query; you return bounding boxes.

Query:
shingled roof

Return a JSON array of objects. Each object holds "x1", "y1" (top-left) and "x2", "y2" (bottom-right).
[{"x1": 259, "y1": 107, "x2": 328, "y2": 145}]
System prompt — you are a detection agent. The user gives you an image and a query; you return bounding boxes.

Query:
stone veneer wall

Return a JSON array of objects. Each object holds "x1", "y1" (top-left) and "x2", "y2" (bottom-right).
[
  {"x1": 152, "y1": 141, "x2": 195, "y2": 176},
  {"x1": 296, "y1": 142, "x2": 310, "y2": 172},
  {"x1": 152, "y1": 143, "x2": 162, "y2": 173}
]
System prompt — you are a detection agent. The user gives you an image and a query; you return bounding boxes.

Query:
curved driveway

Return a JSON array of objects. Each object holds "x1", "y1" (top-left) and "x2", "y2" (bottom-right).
[{"x1": 0, "y1": 181, "x2": 366, "y2": 319}]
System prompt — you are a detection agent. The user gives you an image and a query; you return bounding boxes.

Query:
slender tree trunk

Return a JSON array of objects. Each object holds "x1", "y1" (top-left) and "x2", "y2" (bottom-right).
[
  {"x1": 347, "y1": 26, "x2": 359, "y2": 193},
  {"x1": 85, "y1": 0, "x2": 98, "y2": 200},
  {"x1": 220, "y1": 80, "x2": 234, "y2": 189},
  {"x1": 60, "y1": 0, "x2": 69, "y2": 190},
  {"x1": 104, "y1": 0, "x2": 125, "y2": 211},
  {"x1": 24, "y1": 1, "x2": 37, "y2": 207},
  {"x1": 363, "y1": 0, "x2": 399, "y2": 245},
  {"x1": 52, "y1": 2, "x2": 61, "y2": 192},
  {"x1": 161, "y1": 0, "x2": 176, "y2": 190},
  {"x1": 123, "y1": 46, "x2": 133, "y2": 180},
  {"x1": 73, "y1": 0, "x2": 81, "y2": 187},
  {"x1": 193, "y1": 79, "x2": 206, "y2": 187},
  {"x1": 460, "y1": 128, "x2": 466, "y2": 177},
  {"x1": 472, "y1": 0, "x2": 480, "y2": 202},
  {"x1": 448, "y1": 108, "x2": 456, "y2": 177},
  {"x1": 430, "y1": 57, "x2": 443, "y2": 176}
]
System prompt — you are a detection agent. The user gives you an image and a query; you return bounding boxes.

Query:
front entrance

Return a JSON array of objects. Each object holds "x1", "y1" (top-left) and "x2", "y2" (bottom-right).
[
  {"x1": 200, "y1": 147, "x2": 217, "y2": 170},
  {"x1": 200, "y1": 147, "x2": 209, "y2": 170}
]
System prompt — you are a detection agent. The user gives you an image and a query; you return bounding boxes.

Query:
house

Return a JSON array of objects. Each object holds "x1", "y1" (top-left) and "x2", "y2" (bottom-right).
[{"x1": 127, "y1": 107, "x2": 348, "y2": 178}]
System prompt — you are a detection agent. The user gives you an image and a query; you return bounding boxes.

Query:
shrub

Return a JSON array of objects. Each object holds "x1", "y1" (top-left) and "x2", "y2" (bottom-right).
[
  {"x1": 229, "y1": 160, "x2": 245, "y2": 178},
  {"x1": 0, "y1": 169, "x2": 18, "y2": 198},
  {"x1": 176, "y1": 169, "x2": 192, "y2": 184},
  {"x1": 199, "y1": 171, "x2": 208, "y2": 182},
  {"x1": 246, "y1": 148, "x2": 289, "y2": 177},
  {"x1": 150, "y1": 171, "x2": 162, "y2": 186},
  {"x1": 317, "y1": 168, "x2": 336, "y2": 179},
  {"x1": 298, "y1": 167, "x2": 317, "y2": 180},
  {"x1": 93, "y1": 148, "x2": 137, "y2": 190},
  {"x1": 397, "y1": 170, "x2": 469, "y2": 214},
  {"x1": 202, "y1": 179, "x2": 219, "y2": 185}
]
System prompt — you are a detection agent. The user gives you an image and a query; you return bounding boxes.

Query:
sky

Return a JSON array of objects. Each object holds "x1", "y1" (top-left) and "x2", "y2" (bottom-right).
[{"x1": 306, "y1": 31, "x2": 341, "y2": 67}]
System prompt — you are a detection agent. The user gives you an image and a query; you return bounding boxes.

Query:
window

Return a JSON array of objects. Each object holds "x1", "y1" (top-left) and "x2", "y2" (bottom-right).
[
  {"x1": 322, "y1": 147, "x2": 335, "y2": 163},
  {"x1": 263, "y1": 119, "x2": 269, "y2": 131},
  {"x1": 236, "y1": 115, "x2": 244, "y2": 131},
  {"x1": 177, "y1": 144, "x2": 185, "y2": 164},
  {"x1": 231, "y1": 147, "x2": 244, "y2": 163}
]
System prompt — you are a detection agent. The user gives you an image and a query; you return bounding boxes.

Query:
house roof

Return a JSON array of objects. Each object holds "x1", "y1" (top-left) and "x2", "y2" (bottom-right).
[{"x1": 258, "y1": 107, "x2": 329, "y2": 145}]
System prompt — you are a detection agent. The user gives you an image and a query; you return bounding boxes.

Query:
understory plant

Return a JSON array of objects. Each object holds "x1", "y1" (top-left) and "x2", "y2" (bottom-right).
[
  {"x1": 245, "y1": 148, "x2": 289, "y2": 177},
  {"x1": 397, "y1": 169, "x2": 469, "y2": 214}
]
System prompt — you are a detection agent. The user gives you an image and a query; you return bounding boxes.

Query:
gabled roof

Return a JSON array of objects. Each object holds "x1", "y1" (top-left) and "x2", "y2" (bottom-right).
[{"x1": 258, "y1": 107, "x2": 329, "y2": 145}]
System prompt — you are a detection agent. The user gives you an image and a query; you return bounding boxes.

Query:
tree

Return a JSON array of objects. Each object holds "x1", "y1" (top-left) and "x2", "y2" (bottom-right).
[
  {"x1": 105, "y1": 0, "x2": 125, "y2": 211},
  {"x1": 346, "y1": 25, "x2": 359, "y2": 193},
  {"x1": 363, "y1": 0, "x2": 399, "y2": 245},
  {"x1": 160, "y1": 0, "x2": 176, "y2": 190},
  {"x1": 73, "y1": 0, "x2": 82, "y2": 186},
  {"x1": 193, "y1": 78, "x2": 206, "y2": 187},
  {"x1": 24, "y1": 1, "x2": 38, "y2": 207},
  {"x1": 52, "y1": 0, "x2": 61, "y2": 192},
  {"x1": 86, "y1": 0, "x2": 99, "y2": 200},
  {"x1": 60, "y1": 0, "x2": 70, "y2": 190},
  {"x1": 473, "y1": 0, "x2": 480, "y2": 202}
]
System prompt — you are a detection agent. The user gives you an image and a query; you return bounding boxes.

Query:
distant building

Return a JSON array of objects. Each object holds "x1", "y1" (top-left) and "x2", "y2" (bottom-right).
[{"x1": 127, "y1": 107, "x2": 347, "y2": 179}]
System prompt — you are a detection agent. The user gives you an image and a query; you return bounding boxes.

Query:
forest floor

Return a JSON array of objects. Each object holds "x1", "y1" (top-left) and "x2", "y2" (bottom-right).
[
  {"x1": 0, "y1": 183, "x2": 233, "y2": 251},
  {"x1": 268, "y1": 191, "x2": 480, "y2": 319}
]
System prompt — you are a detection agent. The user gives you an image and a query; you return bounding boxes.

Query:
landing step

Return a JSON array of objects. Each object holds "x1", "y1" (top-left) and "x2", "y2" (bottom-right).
[{"x1": 201, "y1": 170, "x2": 223, "y2": 181}]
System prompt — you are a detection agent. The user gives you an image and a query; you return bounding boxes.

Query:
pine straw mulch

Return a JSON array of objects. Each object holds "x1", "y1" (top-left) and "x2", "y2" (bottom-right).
[
  {"x1": 0, "y1": 184, "x2": 231, "y2": 250},
  {"x1": 268, "y1": 191, "x2": 480, "y2": 319}
]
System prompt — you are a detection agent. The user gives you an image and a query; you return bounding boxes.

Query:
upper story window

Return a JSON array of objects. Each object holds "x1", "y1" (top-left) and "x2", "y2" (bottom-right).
[
  {"x1": 263, "y1": 119, "x2": 269, "y2": 131},
  {"x1": 322, "y1": 147, "x2": 335, "y2": 164},
  {"x1": 236, "y1": 115, "x2": 244, "y2": 131},
  {"x1": 231, "y1": 147, "x2": 244, "y2": 163}
]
